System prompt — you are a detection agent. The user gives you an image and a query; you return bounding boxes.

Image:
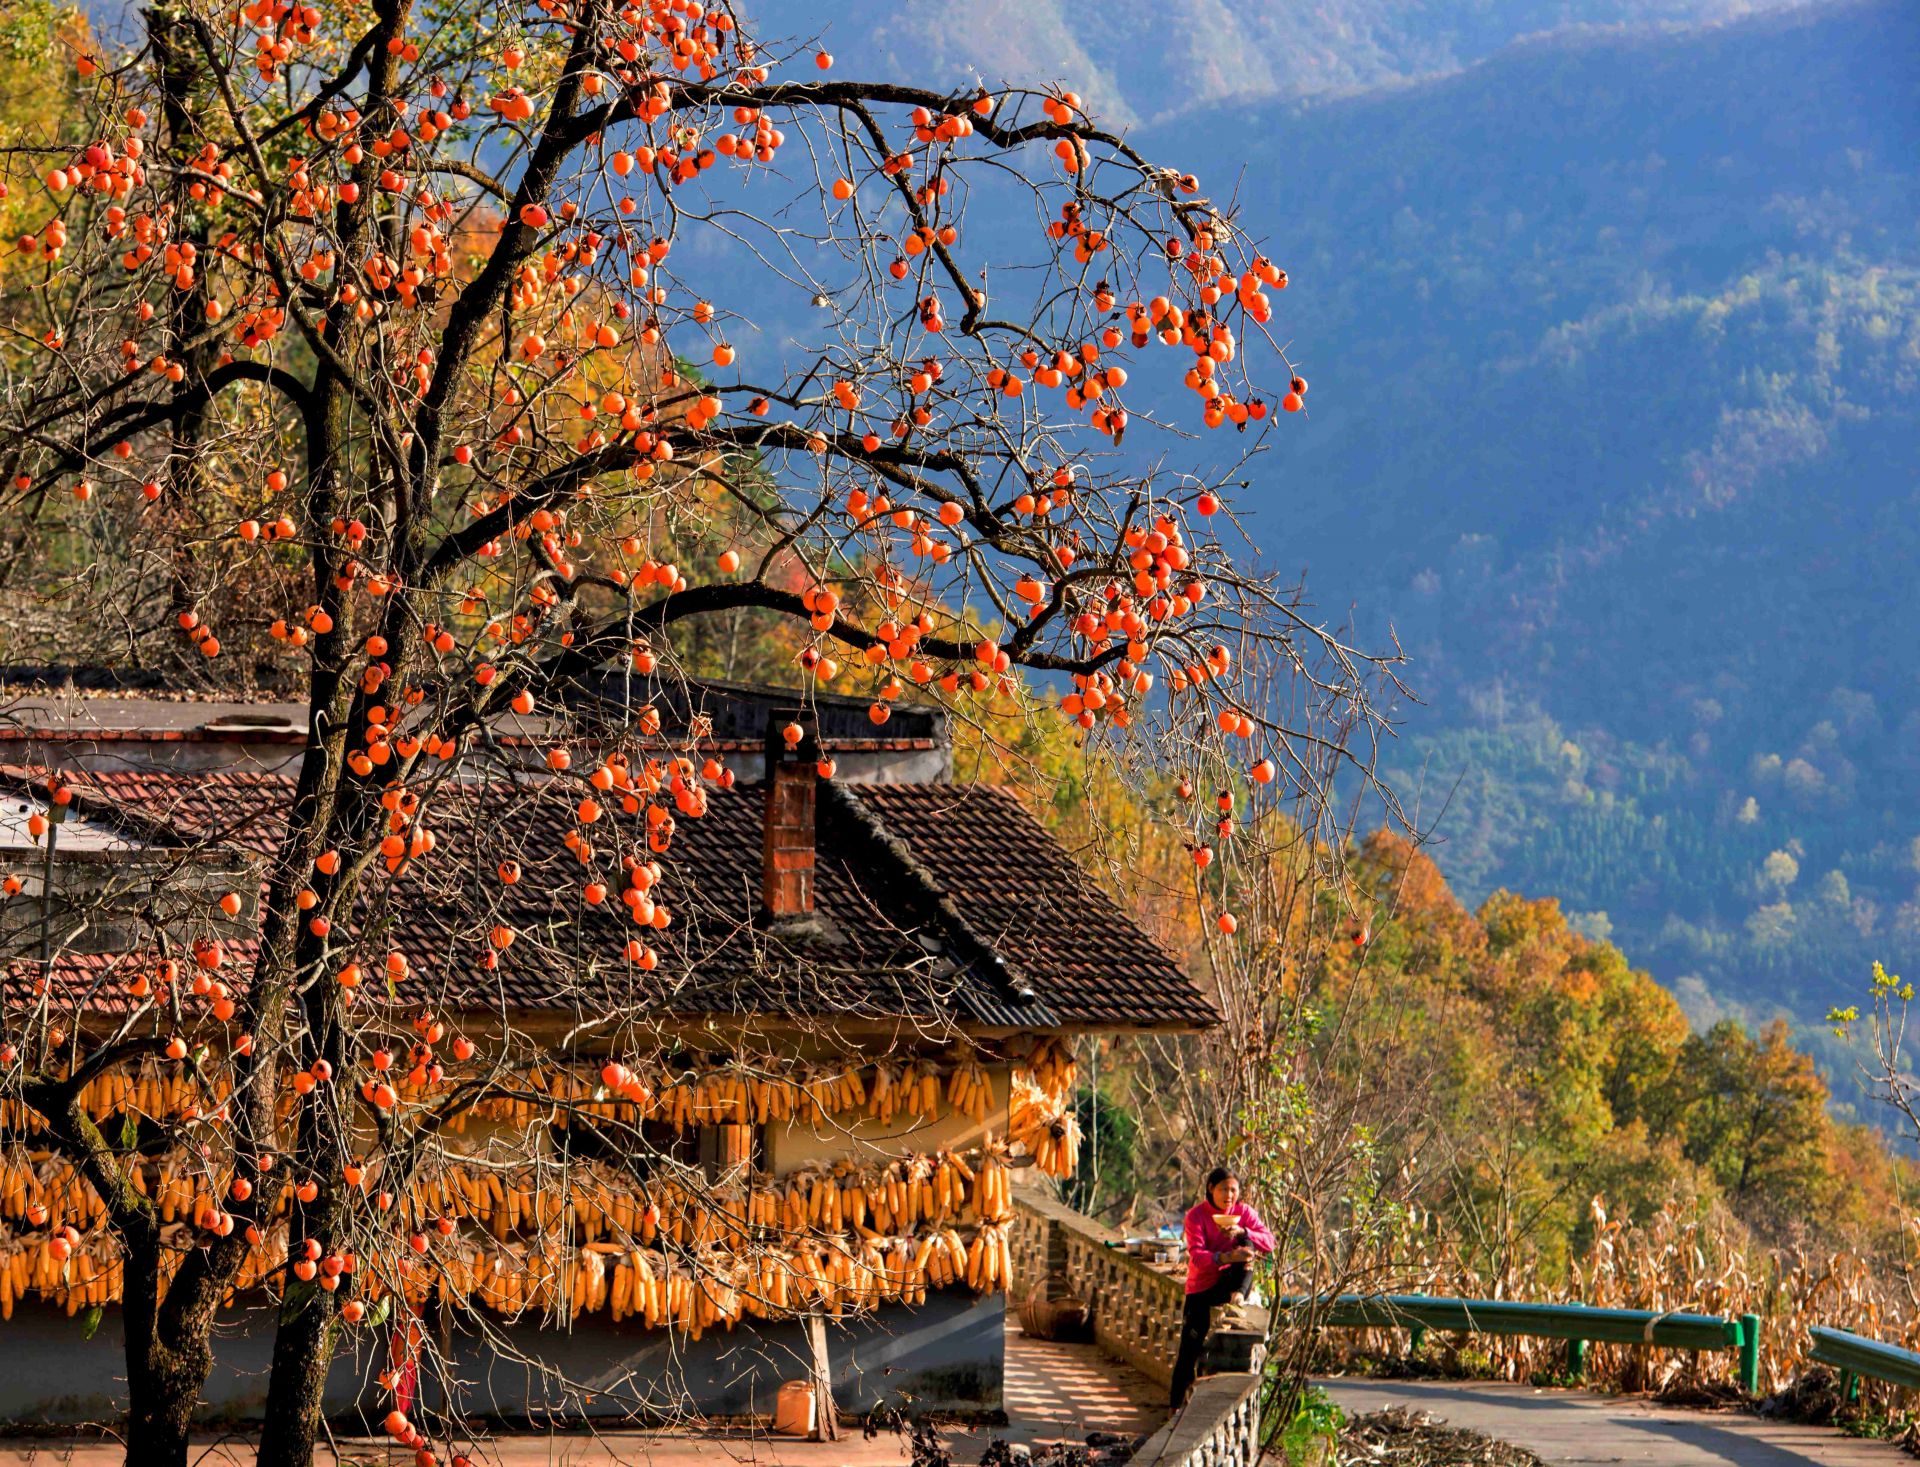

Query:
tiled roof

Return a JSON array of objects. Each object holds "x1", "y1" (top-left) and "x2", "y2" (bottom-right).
[
  {"x1": 56, "y1": 768, "x2": 290, "y2": 853},
  {"x1": 855, "y1": 785, "x2": 1216, "y2": 1029},
  {"x1": 0, "y1": 673, "x2": 945, "y2": 752},
  {"x1": 0, "y1": 946, "x2": 261, "y2": 1017},
  {"x1": 0, "y1": 769, "x2": 1214, "y2": 1033}
]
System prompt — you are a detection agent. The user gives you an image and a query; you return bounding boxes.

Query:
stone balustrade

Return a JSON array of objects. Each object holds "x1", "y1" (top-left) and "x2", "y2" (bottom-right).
[
  {"x1": 1011, "y1": 1185, "x2": 1188, "y2": 1385},
  {"x1": 1010, "y1": 1187, "x2": 1278, "y2": 1467},
  {"x1": 1128, "y1": 1375, "x2": 1265, "y2": 1467}
]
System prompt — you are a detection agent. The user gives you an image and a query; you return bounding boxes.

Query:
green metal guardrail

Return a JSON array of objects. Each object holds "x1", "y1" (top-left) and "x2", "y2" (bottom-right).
[
  {"x1": 1278, "y1": 1293, "x2": 1761, "y2": 1393},
  {"x1": 1808, "y1": 1324, "x2": 1920, "y2": 1402}
]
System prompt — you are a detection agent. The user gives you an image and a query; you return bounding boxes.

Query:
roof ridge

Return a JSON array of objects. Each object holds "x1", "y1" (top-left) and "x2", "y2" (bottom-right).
[
  {"x1": 0, "y1": 765, "x2": 195, "y2": 851},
  {"x1": 820, "y1": 780, "x2": 1056, "y2": 1024}
]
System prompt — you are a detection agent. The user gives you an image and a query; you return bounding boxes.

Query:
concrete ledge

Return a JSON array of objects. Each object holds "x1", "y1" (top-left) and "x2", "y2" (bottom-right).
[{"x1": 1128, "y1": 1375, "x2": 1261, "y2": 1467}]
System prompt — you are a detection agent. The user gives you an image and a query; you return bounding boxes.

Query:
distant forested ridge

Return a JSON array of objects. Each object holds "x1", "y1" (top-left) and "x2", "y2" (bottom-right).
[
  {"x1": 1191, "y1": 0, "x2": 1920, "y2": 1072},
  {"x1": 767, "y1": 0, "x2": 1812, "y2": 127}
]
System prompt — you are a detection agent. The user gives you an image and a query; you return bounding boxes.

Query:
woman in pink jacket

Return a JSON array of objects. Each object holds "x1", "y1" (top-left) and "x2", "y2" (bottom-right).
[{"x1": 1171, "y1": 1166, "x2": 1274, "y2": 1408}]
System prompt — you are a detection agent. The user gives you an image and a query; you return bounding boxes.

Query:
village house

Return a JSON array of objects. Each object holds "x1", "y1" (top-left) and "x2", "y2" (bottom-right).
[{"x1": 0, "y1": 673, "x2": 1216, "y2": 1429}]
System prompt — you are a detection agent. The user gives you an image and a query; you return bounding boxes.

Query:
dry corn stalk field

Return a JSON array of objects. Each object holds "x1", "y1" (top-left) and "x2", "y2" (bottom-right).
[{"x1": 1307, "y1": 1198, "x2": 1920, "y2": 1410}]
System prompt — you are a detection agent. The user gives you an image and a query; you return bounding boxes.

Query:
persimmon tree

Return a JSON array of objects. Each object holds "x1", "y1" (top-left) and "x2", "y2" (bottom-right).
[{"x1": 0, "y1": 0, "x2": 1401, "y2": 1462}]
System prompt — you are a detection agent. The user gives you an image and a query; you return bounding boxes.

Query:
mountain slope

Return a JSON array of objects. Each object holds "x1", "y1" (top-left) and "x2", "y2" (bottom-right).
[
  {"x1": 1181, "y1": 0, "x2": 1919, "y2": 1048},
  {"x1": 771, "y1": 0, "x2": 1809, "y2": 127}
]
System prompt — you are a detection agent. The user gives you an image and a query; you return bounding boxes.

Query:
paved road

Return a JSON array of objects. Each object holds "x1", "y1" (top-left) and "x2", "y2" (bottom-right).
[{"x1": 1320, "y1": 1378, "x2": 1910, "y2": 1466}]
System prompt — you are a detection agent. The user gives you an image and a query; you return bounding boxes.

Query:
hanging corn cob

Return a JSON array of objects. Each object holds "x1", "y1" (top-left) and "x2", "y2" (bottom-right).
[
  {"x1": 0, "y1": 1034, "x2": 1067, "y2": 1333},
  {"x1": 0, "y1": 1207, "x2": 1012, "y2": 1326},
  {"x1": 972, "y1": 1139, "x2": 1013, "y2": 1221},
  {"x1": 15, "y1": 1045, "x2": 1028, "y2": 1141}
]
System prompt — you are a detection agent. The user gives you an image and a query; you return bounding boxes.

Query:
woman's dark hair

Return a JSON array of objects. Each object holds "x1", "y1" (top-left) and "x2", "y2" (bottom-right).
[{"x1": 1204, "y1": 1166, "x2": 1237, "y2": 1195}]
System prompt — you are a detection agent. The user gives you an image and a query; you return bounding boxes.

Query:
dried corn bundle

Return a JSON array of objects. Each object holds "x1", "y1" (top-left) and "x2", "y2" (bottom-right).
[
  {"x1": 0, "y1": 1132, "x2": 1025, "y2": 1281},
  {"x1": 761, "y1": 1149, "x2": 996, "y2": 1238},
  {"x1": 0, "y1": 1153, "x2": 110, "y2": 1230},
  {"x1": 1019, "y1": 1037, "x2": 1077, "y2": 1102},
  {"x1": 972, "y1": 1144, "x2": 1012, "y2": 1222},
  {"x1": 0, "y1": 1235, "x2": 129, "y2": 1319},
  {"x1": 437, "y1": 1229, "x2": 1008, "y2": 1333},
  {"x1": 0, "y1": 1039, "x2": 1049, "y2": 1337},
  {"x1": 1, "y1": 1059, "x2": 240, "y2": 1134},
  {"x1": 15, "y1": 1045, "x2": 1019, "y2": 1146},
  {"x1": 947, "y1": 1059, "x2": 995, "y2": 1124},
  {"x1": 0, "y1": 1148, "x2": 258, "y2": 1239},
  {"x1": 866, "y1": 1061, "x2": 943, "y2": 1125},
  {"x1": 0, "y1": 1201, "x2": 1011, "y2": 1329},
  {"x1": 0, "y1": 1097, "x2": 48, "y2": 1136},
  {"x1": 450, "y1": 1059, "x2": 880, "y2": 1132},
  {"x1": 963, "y1": 1220, "x2": 1013, "y2": 1293},
  {"x1": 1009, "y1": 1072, "x2": 1081, "y2": 1176}
]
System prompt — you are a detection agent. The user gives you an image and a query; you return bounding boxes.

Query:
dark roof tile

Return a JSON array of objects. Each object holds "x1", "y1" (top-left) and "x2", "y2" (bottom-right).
[{"x1": 2, "y1": 768, "x2": 1214, "y2": 1032}]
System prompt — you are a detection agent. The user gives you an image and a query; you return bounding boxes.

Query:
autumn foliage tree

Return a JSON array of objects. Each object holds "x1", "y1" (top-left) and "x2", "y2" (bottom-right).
[
  {"x1": 0, "y1": 0, "x2": 1402, "y2": 1462},
  {"x1": 1282, "y1": 836, "x2": 1903, "y2": 1280}
]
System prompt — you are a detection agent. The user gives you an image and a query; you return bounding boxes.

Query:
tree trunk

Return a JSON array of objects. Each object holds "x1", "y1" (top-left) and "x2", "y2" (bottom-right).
[
  {"x1": 254, "y1": 1045, "x2": 349, "y2": 1467},
  {"x1": 125, "y1": 1347, "x2": 206, "y2": 1467},
  {"x1": 253, "y1": 959, "x2": 355, "y2": 1467},
  {"x1": 120, "y1": 1242, "x2": 214, "y2": 1467},
  {"x1": 39, "y1": 1117, "x2": 219, "y2": 1467},
  {"x1": 254, "y1": 1290, "x2": 338, "y2": 1467}
]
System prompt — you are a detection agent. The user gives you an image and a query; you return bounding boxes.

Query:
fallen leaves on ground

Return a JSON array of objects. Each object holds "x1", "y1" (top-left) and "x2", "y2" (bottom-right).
[{"x1": 1338, "y1": 1407, "x2": 1549, "y2": 1466}]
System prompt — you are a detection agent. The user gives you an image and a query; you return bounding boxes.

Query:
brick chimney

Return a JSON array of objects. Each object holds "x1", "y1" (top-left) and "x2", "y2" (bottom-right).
[{"x1": 762, "y1": 710, "x2": 819, "y2": 919}]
